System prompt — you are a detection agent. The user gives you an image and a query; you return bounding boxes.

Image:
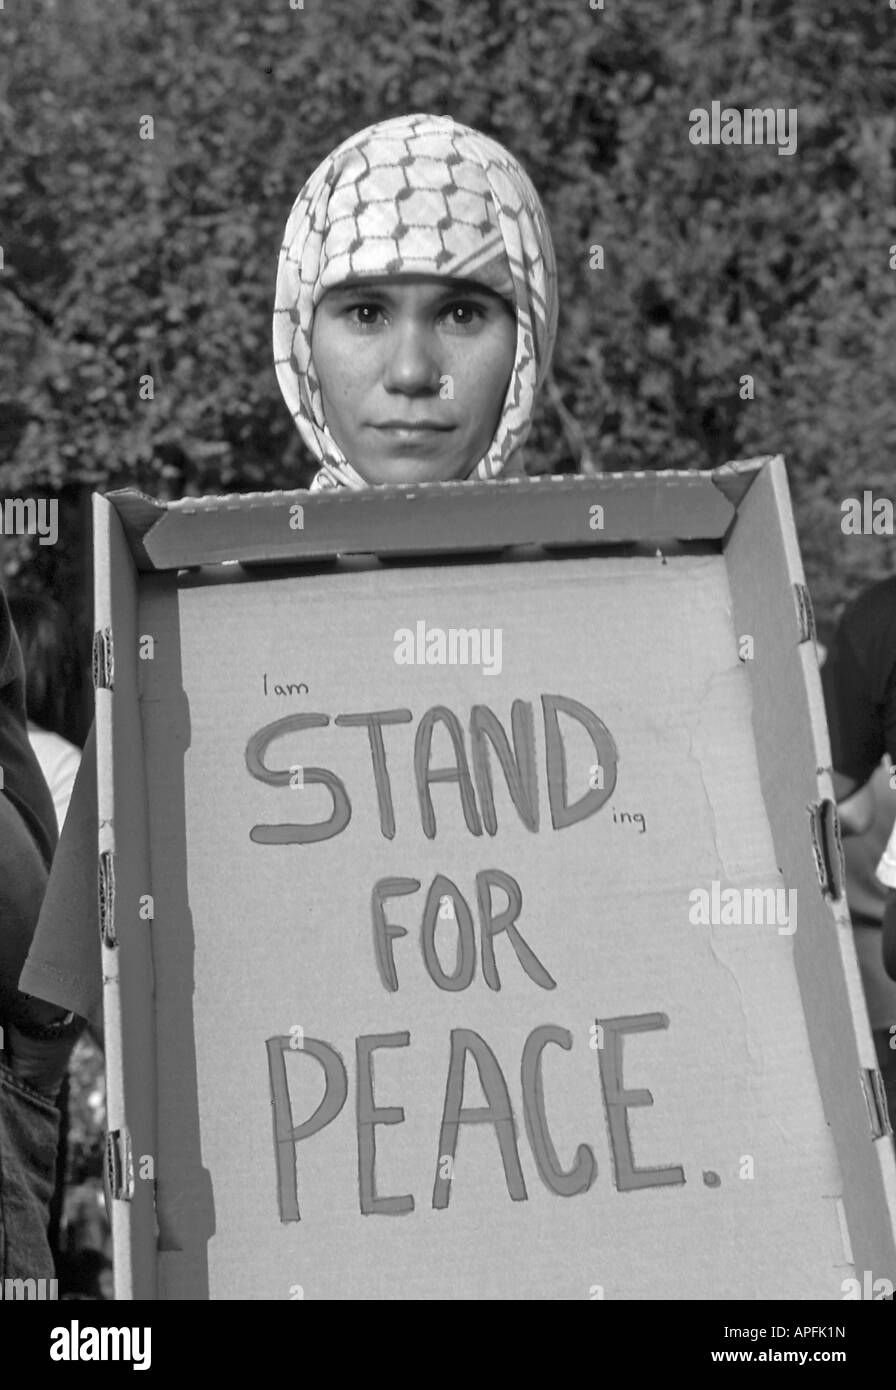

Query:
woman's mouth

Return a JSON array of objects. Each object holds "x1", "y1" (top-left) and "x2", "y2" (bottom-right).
[{"x1": 372, "y1": 423, "x2": 455, "y2": 443}]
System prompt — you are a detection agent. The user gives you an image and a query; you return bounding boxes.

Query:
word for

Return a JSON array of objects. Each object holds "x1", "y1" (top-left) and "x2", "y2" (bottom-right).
[
  {"x1": 372, "y1": 870, "x2": 554, "y2": 993},
  {"x1": 688, "y1": 881, "x2": 796, "y2": 935},
  {"x1": 840, "y1": 491, "x2": 894, "y2": 536},
  {"x1": 266, "y1": 1012, "x2": 684, "y2": 1221},
  {"x1": 262, "y1": 674, "x2": 309, "y2": 697},
  {"x1": 50, "y1": 1323, "x2": 151, "y2": 1370},
  {"x1": 0, "y1": 498, "x2": 57, "y2": 546},
  {"x1": 688, "y1": 103, "x2": 797, "y2": 157},
  {"x1": 393, "y1": 623, "x2": 502, "y2": 676},
  {"x1": 245, "y1": 694, "x2": 618, "y2": 844}
]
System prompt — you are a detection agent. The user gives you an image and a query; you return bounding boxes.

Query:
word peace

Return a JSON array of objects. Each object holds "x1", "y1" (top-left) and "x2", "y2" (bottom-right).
[{"x1": 267, "y1": 1013, "x2": 685, "y2": 1221}]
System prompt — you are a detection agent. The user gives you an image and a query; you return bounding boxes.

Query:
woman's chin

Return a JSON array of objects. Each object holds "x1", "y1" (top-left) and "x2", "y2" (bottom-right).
[{"x1": 354, "y1": 454, "x2": 473, "y2": 486}]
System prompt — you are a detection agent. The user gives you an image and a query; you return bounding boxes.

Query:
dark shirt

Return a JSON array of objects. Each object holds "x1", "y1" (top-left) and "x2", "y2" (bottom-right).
[
  {"x1": 0, "y1": 588, "x2": 58, "y2": 1022},
  {"x1": 822, "y1": 576, "x2": 896, "y2": 787},
  {"x1": 841, "y1": 762, "x2": 896, "y2": 927},
  {"x1": 0, "y1": 589, "x2": 57, "y2": 871}
]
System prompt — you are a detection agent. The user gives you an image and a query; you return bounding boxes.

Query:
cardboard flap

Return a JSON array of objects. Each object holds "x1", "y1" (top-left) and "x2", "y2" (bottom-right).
[
  {"x1": 105, "y1": 488, "x2": 167, "y2": 571},
  {"x1": 108, "y1": 472, "x2": 740, "y2": 571}
]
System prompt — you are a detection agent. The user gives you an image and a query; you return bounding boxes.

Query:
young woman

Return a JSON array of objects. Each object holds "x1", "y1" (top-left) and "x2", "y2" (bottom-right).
[
  {"x1": 273, "y1": 111, "x2": 558, "y2": 489},
  {"x1": 7, "y1": 113, "x2": 560, "y2": 1284},
  {"x1": 18, "y1": 109, "x2": 560, "y2": 1036}
]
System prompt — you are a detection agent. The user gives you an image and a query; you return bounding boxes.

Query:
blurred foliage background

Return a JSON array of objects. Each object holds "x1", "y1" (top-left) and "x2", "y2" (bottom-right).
[
  {"x1": 1, "y1": 0, "x2": 895, "y2": 644},
  {"x1": 1, "y1": 0, "x2": 895, "y2": 1296},
  {"x1": 2, "y1": 0, "x2": 896, "y2": 637}
]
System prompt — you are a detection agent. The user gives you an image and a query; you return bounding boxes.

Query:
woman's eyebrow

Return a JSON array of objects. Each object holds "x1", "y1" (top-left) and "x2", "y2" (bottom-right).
[
  {"x1": 435, "y1": 281, "x2": 502, "y2": 300},
  {"x1": 324, "y1": 282, "x2": 383, "y2": 298},
  {"x1": 323, "y1": 279, "x2": 500, "y2": 301}
]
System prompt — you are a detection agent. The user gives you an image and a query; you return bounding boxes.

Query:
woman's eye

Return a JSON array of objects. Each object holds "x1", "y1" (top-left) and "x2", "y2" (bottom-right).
[
  {"x1": 347, "y1": 304, "x2": 383, "y2": 326},
  {"x1": 443, "y1": 302, "x2": 484, "y2": 326}
]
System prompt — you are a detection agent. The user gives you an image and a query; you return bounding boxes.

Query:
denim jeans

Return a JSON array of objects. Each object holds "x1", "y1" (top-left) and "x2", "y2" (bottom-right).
[{"x1": 0, "y1": 1057, "x2": 61, "y2": 1283}]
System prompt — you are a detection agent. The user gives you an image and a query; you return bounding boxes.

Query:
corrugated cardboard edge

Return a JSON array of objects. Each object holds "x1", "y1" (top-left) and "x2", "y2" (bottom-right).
[
  {"x1": 708, "y1": 454, "x2": 774, "y2": 508},
  {"x1": 107, "y1": 469, "x2": 747, "y2": 571},
  {"x1": 725, "y1": 454, "x2": 896, "y2": 1283},
  {"x1": 102, "y1": 489, "x2": 165, "y2": 571},
  {"x1": 95, "y1": 494, "x2": 159, "y2": 1299}
]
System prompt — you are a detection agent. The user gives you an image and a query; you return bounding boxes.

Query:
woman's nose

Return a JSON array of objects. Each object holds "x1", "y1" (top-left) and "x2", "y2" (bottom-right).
[{"x1": 381, "y1": 322, "x2": 442, "y2": 394}]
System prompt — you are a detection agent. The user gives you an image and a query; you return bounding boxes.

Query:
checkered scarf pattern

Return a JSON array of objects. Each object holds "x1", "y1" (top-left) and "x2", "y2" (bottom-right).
[{"x1": 273, "y1": 113, "x2": 558, "y2": 490}]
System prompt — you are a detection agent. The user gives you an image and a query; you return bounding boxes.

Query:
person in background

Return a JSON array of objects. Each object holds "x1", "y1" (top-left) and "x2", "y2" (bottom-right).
[
  {"x1": 819, "y1": 581, "x2": 896, "y2": 1132},
  {"x1": 878, "y1": 810, "x2": 896, "y2": 983},
  {"x1": 7, "y1": 592, "x2": 83, "y2": 833},
  {"x1": 839, "y1": 758, "x2": 896, "y2": 1132},
  {"x1": 0, "y1": 583, "x2": 74, "y2": 1286},
  {"x1": 7, "y1": 588, "x2": 90, "y2": 1284}
]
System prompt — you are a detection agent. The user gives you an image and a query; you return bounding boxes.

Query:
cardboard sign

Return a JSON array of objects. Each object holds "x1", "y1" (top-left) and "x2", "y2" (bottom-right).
[{"x1": 96, "y1": 459, "x2": 896, "y2": 1299}]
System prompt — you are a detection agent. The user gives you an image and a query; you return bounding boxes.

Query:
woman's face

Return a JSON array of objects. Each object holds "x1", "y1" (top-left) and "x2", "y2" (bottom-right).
[{"x1": 310, "y1": 275, "x2": 517, "y2": 484}]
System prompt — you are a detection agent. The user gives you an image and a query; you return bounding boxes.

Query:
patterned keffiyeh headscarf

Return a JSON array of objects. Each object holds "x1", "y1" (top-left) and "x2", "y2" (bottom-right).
[{"x1": 273, "y1": 112, "x2": 558, "y2": 490}]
